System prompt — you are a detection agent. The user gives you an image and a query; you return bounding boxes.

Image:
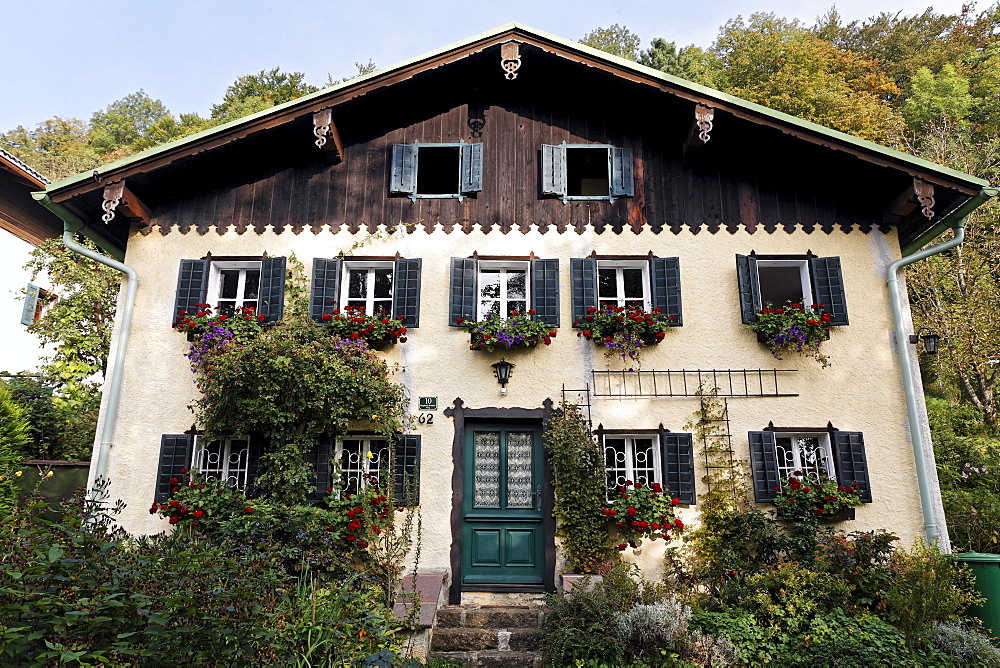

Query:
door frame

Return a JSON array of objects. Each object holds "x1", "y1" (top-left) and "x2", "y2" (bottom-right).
[{"x1": 444, "y1": 398, "x2": 556, "y2": 604}]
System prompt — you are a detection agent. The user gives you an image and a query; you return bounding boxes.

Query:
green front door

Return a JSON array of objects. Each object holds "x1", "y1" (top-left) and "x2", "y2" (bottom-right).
[{"x1": 462, "y1": 424, "x2": 545, "y2": 587}]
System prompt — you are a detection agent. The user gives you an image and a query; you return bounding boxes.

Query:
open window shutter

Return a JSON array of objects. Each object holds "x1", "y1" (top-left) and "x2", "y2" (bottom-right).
[
  {"x1": 749, "y1": 431, "x2": 781, "y2": 502},
  {"x1": 610, "y1": 146, "x2": 634, "y2": 197},
  {"x1": 245, "y1": 435, "x2": 265, "y2": 499},
  {"x1": 661, "y1": 433, "x2": 696, "y2": 505},
  {"x1": 155, "y1": 434, "x2": 193, "y2": 502},
  {"x1": 394, "y1": 435, "x2": 420, "y2": 505},
  {"x1": 304, "y1": 435, "x2": 335, "y2": 503},
  {"x1": 530, "y1": 259, "x2": 560, "y2": 328},
  {"x1": 650, "y1": 258, "x2": 683, "y2": 326},
  {"x1": 736, "y1": 254, "x2": 761, "y2": 325},
  {"x1": 460, "y1": 143, "x2": 484, "y2": 194},
  {"x1": 832, "y1": 431, "x2": 872, "y2": 503},
  {"x1": 259, "y1": 256, "x2": 286, "y2": 323},
  {"x1": 393, "y1": 258, "x2": 422, "y2": 327},
  {"x1": 810, "y1": 257, "x2": 849, "y2": 326},
  {"x1": 21, "y1": 284, "x2": 40, "y2": 326},
  {"x1": 390, "y1": 143, "x2": 417, "y2": 194},
  {"x1": 449, "y1": 258, "x2": 476, "y2": 326},
  {"x1": 174, "y1": 259, "x2": 207, "y2": 322},
  {"x1": 541, "y1": 144, "x2": 567, "y2": 196},
  {"x1": 570, "y1": 258, "x2": 597, "y2": 328},
  {"x1": 310, "y1": 258, "x2": 341, "y2": 321}
]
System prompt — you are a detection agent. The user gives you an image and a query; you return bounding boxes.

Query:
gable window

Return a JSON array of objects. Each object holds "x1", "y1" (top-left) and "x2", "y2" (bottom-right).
[
  {"x1": 597, "y1": 260, "x2": 650, "y2": 311},
  {"x1": 310, "y1": 257, "x2": 422, "y2": 327},
  {"x1": 599, "y1": 429, "x2": 697, "y2": 504},
  {"x1": 390, "y1": 141, "x2": 483, "y2": 200},
  {"x1": 478, "y1": 262, "x2": 529, "y2": 319},
  {"x1": 173, "y1": 256, "x2": 286, "y2": 325},
  {"x1": 570, "y1": 257, "x2": 682, "y2": 327},
  {"x1": 191, "y1": 437, "x2": 251, "y2": 490},
  {"x1": 449, "y1": 257, "x2": 560, "y2": 327},
  {"x1": 737, "y1": 254, "x2": 848, "y2": 326},
  {"x1": 541, "y1": 142, "x2": 633, "y2": 202},
  {"x1": 749, "y1": 427, "x2": 872, "y2": 503}
]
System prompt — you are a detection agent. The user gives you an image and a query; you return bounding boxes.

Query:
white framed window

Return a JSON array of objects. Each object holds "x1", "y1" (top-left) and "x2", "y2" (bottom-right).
[
  {"x1": 206, "y1": 261, "x2": 261, "y2": 313},
  {"x1": 755, "y1": 259, "x2": 813, "y2": 308},
  {"x1": 342, "y1": 261, "x2": 394, "y2": 315},
  {"x1": 604, "y1": 434, "x2": 660, "y2": 501},
  {"x1": 774, "y1": 432, "x2": 834, "y2": 481},
  {"x1": 477, "y1": 261, "x2": 529, "y2": 319},
  {"x1": 191, "y1": 437, "x2": 250, "y2": 490},
  {"x1": 338, "y1": 436, "x2": 391, "y2": 491},
  {"x1": 597, "y1": 260, "x2": 650, "y2": 311}
]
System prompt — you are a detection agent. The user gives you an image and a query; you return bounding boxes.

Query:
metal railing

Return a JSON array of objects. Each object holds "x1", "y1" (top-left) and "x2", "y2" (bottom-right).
[{"x1": 590, "y1": 368, "x2": 797, "y2": 398}]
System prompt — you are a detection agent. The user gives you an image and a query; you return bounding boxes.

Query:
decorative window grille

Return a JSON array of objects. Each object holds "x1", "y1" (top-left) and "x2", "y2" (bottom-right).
[
  {"x1": 604, "y1": 435, "x2": 658, "y2": 501},
  {"x1": 478, "y1": 263, "x2": 529, "y2": 319},
  {"x1": 191, "y1": 438, "x2": 250, "y2": 490},
  {"x1": 774, "y1": 434, "x2": 834, "y2": 481},
  {"x1": 343, "y1": 263, "x2": 393, "y2": 315},
  {"x1": 338, "y1": 437, "x2": 391, "y2": 491},
  {"x1": 597, "y1": 262, "x2": 650, "y2": 310}
]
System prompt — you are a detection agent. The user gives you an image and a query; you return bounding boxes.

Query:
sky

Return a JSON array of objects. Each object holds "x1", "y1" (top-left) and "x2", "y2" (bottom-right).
[{"x1": 0, "y1": 0, "x2": 978, "y2": 372}]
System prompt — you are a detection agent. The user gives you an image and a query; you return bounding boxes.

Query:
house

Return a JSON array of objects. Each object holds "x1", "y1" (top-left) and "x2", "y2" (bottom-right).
[{"x1": 33, "y1": 24, "x2": 992, "y2": 602}]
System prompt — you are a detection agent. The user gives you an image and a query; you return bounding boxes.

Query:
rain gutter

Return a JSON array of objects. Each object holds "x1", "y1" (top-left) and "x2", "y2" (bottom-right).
[
  {"x1": 887, "y1": 187, "x2": 996, "y2": 547},
  {"x1": 31, "y1": 192, "x2": 138, "y2": 491}
]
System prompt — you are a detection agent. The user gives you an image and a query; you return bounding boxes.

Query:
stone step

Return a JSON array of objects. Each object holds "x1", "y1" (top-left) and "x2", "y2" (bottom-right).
[
  {"x1": 431, "y1": 627, "x2": 543, "y2": 652},
  {"x1": 427, "y1": 650, "x2": 543, "y2": 667},
  {"x1": 435, "y1": 605, "x2": 543, "y2": 629}
]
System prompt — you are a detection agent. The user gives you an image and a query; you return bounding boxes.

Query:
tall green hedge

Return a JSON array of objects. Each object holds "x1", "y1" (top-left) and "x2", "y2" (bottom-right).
[{"x1": 0, "y1": 384, "x2": 29, "y2": 518}]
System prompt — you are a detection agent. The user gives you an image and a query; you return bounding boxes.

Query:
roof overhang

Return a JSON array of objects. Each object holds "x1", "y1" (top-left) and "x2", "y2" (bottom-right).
[{"x1": 0, "y1": 149, "x2": 64, "y2": 245}]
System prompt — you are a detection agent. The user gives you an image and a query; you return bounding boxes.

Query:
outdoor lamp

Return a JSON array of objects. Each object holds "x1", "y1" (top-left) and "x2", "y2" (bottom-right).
[
  {"x1": 909, "y1": 328, "x2": 940, "y2": 354},
  {"x1": 492, "y1": 358, "x2": 515, "y2": 393}
]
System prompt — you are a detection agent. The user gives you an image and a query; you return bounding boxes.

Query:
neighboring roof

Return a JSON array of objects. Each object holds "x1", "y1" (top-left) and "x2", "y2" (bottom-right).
[
  {"x1": 46, "y1": 22, "x2": 988, "y2": 198},
  {"x1": 0, "y1": 149, "x2": 63, "y2": 245}
]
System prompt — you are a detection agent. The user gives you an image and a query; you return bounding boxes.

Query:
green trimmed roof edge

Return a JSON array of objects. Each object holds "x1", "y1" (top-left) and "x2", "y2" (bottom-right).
[{"x1": 46, "y1": 22, "x2": 989, "y2": 194}]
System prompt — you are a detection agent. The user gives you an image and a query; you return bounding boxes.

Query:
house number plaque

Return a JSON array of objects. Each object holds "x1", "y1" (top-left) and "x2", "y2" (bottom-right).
[{"x1": 418, "y1": 397, "x2": 437, "y2": 411}]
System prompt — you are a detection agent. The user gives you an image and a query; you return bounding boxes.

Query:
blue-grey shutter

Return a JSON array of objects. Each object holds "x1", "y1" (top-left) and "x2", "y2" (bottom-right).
[
  {"x1": 394, "y1": 434, "x2": 420, "y2": 505},
  {"x1": 245, "y1": 436, "x2": 265, "y2": 499},
  {"x1": 460, "y1": 143, "x2": 484, "y2": 194},
  {"x1": 749, "y1": 431, "x2": 781, "y2": 503},
  {"x1": 610, "y1": 146, "x2": 634, "y2": 197},
  {"x1": 832, "y1": 431, "x2": 871, "y2": 503},
  {"x1": 259, "y1": 256, "x2": 286, "y2": 323},
  {"x1": 449, "y1": 258, "x2": 476, "y2": 326},
  {"x1": 649, "y1": 258, "x2": 683, "y2": 327},
  {"x1": 21, "y1": 284, "x2": 40, "y2": 326},
  {"x1": 541, "y1": 144, "x2": 567, "y2": 196},
  {"x1": 174, "y1": 259, "x2": 207, "y2": 322},
  {"x1": 810, "y1": 256, "x2": 849, "y2": 326},
  {"x1": 530, "y1": 259, "x2": 560, "y2": 328},
  {"x1": 310, "y1": 258, "x2": 341, "y2": 321},
  {"x1": 570, "y1": 258, "x2": 597, "y2": 328},
  {"x1": 393, "y1": 258, "x2": 422, "y2": 328},
  {"x1": 736, "y1": 254, "x2": 761, "y2": 325},
  {"x1": 155, "y1": 434, "x2": 193, "y2": 502},
  {"x1": 304, "y1": 435, "x2": 334, "y2": 503},
  {"x1": 390, "y1": 143, "x2": 417, "y2": 194},
  {"x1": 661, "y1": 432, "x2": 696, "y2": 505}
]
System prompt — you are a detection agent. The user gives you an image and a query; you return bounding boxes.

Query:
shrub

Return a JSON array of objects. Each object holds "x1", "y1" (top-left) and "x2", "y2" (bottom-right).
[
  {"x1": 886, "y1": 538, "x2": 982, "y2": 641},
  {"x1": 928, "y1": 620, "x2": 1000, "y2": 666},
  {"x1": 0, "y1": 384, "x2": 28, "y2": 519},
  {"x1": 811, "y1": 530, "x2": 898, "y2": 611},
  {"x1": 541, "y1": 580, "x2": 628, "y2": 665},
  {"x1": 617, "y1": 598, "x2": 736, "y2": 666},
  {"x1": 781, "y1": 610, "x2": 923, "y2": 667}
]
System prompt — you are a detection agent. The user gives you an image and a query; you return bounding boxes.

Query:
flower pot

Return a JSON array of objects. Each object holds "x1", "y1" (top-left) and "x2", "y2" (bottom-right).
[
  {"x1": 366, "y1": 334, "x2": 398, "y2": 350},
  {"x1": 822, "y1": 507, "x2": 856, "y2": 522},
  {"x1": 469, "y1": 334, "x2": 540, "y2": 351}
]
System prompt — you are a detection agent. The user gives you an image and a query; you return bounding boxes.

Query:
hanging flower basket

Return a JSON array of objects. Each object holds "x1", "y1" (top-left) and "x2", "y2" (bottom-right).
[
  {"x1": 577, "y1": 305, "x2": 675, "y2": 367},
  {"x1": 457, "y1": 310, "x2": 555, "y2": 352},
  {"x1": 748, "y1": 302, "x2": 832, "y2": 368},
  {"x1": 773, "y1": 471, "x2": 862, "y2": 522}
]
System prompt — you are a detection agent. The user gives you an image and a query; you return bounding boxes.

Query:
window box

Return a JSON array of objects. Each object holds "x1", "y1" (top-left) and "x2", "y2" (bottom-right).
[
  {"x1": 450, "y1": 257, "x2": 560, "y2": 330},
  {"x1": 310, "y1": 257, "x2": 421, "y2": 329},
  {"x1": 174, "y1": 256, "x2": 286, "y2": 327},
  {"x1": 737, "y1": 253, "x2": 848, "y2": 327},
  {"x1": 823, "y1": 507, "x2": 856, "y2": 522}
]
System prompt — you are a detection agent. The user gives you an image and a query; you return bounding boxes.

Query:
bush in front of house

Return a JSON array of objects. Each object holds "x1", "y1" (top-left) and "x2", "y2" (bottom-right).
[{"x1": 0, "y1": 383, "x2": 29, "y2": 519}]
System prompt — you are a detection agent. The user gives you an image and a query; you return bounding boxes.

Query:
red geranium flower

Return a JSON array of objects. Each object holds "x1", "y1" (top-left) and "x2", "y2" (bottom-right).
[{"x1": 244, "y1": 507, "x2": 254, "y2": 513}]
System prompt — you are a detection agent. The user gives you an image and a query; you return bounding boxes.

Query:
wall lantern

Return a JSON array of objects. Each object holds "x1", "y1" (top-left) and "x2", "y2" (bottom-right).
[
  {"x1": 909, "y1": 328, "x2": 941, "y2": 355},
  {"x1": 491, "y1": 358, "x2": 515, "y2": 393}
]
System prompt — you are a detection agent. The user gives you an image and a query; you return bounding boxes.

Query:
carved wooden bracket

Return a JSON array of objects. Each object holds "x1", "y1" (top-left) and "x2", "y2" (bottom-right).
[
  {"x1": 501, "y1": 42, "x2": 521, "y2": 80},
  {"x1": 101, "y1": 181, "x2": 124, "y2": 223},
  {"x1": 102, "y1": 180, "x2": 152, "y2": 225},
  {"x1": 685, "y1": 104, "x2": 715, "y2": 152},
  {"x1": 312, "y1": 108, "x2": 343, "y2": 161},
  {"x1": 914, "y1": 179, "x2": 935, "y2": 220}
]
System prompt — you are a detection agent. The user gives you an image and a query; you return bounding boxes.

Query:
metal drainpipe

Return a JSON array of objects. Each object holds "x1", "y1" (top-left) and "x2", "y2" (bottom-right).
[
  {"x1": 31, "y1": 193, "x2": 139, "y2": 491},
  {"x1": 888, "y1": 187, "x2": 996, "y2": 547}
]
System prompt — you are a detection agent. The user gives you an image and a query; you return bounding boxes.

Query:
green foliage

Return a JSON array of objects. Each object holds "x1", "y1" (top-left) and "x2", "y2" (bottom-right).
[
  {"x1": 211, "y1": 67, "x2": 318, "y2": 122},
  {"x1": 886, "y1": 538, "x2": 983, "y2": 641},
  {"x1": 577, "y1": 303, "x2": 672, "y2": 366},
  {"x1": 460, "y1": 311, "x2": 554, "y2": 352},
  {"x1": 0, "y1": 385, "x2": 28, "y2": 518},
  {"x1": 773, "y1": 471, "x2": 862, "y2": 522},
  {"x1": 812, "y1": 531, "x2": 898, "y2": 611},
  {"x1": 544, "y1": 403, "x2": 615, "y2": 573},
  {"x1": 2, "y1": 374, "x2": 93, "y2": 461},
  {"x1": 928, "y1": 620, "x2": 1000, "y2": 666},
  {"x1": 607, "y1": 480, "x2": 683, "y2": 550},
  {"x1": 0, "y1": 117, "x2": 98, "y2": 180},
  {"x1": 904, "y1": 64, "x2": 975, "y2": 132},
  {"x1": 616, "y1": 597, "x2": 736, "y2": 665},
  {"x1": 541, "y1": 579, "x2": 628, "y2": 665},
  {"x1": 747, "y1": 301, "x2": 832, "y2": 367},
  {"x1": 580, "y1": 24, "x2": 641, "y2": 61},
  {"x1": 89, "y1": 90, "x2": 175, "y2": 155},
  {"x1": 639, "y1": 39, "x2": 717, "y2": 85}
]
